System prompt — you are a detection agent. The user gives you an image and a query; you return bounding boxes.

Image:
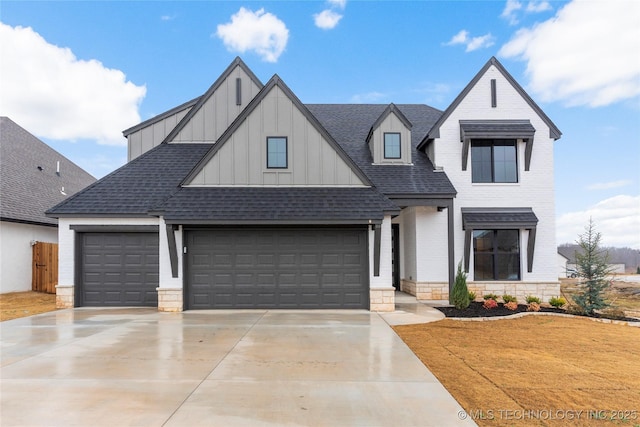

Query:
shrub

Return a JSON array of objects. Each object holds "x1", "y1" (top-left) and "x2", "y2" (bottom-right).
[
  {"x1": 451, "y1": 261, "x2": 470, "y2": 309},
  {"x1": 504, "y1": 301, "x2": 518, "y2": 311},
  {"x1": 483, "y1": 299, "x2": 498, "y2": 309},
  {"x1": 502, "y1": 294, "x2": 517, "y2": 304},
  {"x1": 468, "y1": 291, "x2": 477, "y2": 301},
  {"x1": 549, "y1": 296, "x2": 567, "y2": 308},
  {"x1": 527, "y1": 302, "x2": 541, "y2": 312},
  {"x1": 526, "y1": 295, "x2": 542, "y2": 304},
  {"x1": 483, "y1": 293, "x2": 499, "y2": 301}
]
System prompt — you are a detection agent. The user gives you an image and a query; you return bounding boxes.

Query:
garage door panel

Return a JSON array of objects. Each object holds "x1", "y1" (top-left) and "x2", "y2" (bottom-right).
[
  {"x1": 80, "y1": 232, "x2": 158, "y2": 307},
  {"x1": 186, "y1": 228, "x2": 368, "y2": 309}
]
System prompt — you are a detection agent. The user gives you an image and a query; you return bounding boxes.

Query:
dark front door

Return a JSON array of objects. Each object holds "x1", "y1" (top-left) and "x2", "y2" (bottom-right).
[{"x1": 392, "y1": 224, "x2": 400, "y2": 289}]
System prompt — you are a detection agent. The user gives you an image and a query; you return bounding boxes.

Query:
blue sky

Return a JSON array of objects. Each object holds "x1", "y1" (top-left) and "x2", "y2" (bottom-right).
[{"x1": 1, "y1": 0, "x2": 639, "y2": 248}]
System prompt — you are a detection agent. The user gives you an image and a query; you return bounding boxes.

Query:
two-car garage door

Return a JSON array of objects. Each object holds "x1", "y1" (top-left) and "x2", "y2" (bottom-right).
[{"x1": 185, "y1": 228, "x2": 369, "y2": 309}]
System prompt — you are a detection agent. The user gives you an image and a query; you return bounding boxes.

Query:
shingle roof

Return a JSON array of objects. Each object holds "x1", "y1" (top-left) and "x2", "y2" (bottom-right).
[
  {"x1": 461, "y1": 207, "x2": 538, "y2": 229},
  {"x1": 48, "y1": 102, "x2": 457, "y2": 220},
  {"x1": 306, "y1": 104, "x2": 456, "y2": 197},
  {"x1": 154, "y1": 187, "x2": 399, "y2": 224},
  {"x1": 0, "y1": 117, "x2": 96, "y2": 226},
  {"x1": 47, "y1": 143, "x2": 211, "y2": 217}
]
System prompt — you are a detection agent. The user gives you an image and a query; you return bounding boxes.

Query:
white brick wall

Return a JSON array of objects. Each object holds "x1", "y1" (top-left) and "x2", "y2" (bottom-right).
[{"x1": 431, "y1": 64, "x2": 557, "y2": 285}]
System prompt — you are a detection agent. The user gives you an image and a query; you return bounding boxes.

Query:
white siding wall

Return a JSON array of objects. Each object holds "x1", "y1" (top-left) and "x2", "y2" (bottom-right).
[
  {"x1": 433, "y1": 64, "x2": 557, "y2": 284},
  {"x1": 415, "y1": 207, "x2": 449, "y2": 281},
  {"x1": 0, "y1": 221, "x2": 58, "y2": 293},
  {"x1": 369, "y1": 216, "x2": 393, "y2": 288},
  {"x1": 188, "y1": 86, "x2": 366, "y2": 187},
  {"x1": 57, "y1": 217, "x2": 160, "y2": 289}
]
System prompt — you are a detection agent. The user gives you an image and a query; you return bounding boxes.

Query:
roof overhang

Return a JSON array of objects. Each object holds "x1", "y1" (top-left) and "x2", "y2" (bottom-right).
[
  {"x1": 461, "y1": 207, "x2": 538, "y2": 273},
  {"x1": 459, "y1": 120, "x2": 537, "y2": 171}
]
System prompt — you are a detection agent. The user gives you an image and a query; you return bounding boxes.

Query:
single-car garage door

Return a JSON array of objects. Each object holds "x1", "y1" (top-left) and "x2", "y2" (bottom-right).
[
  {"x1": 78, "y1": 232, "x2": 159, "y2": 306},
  {"x1": 185, "y1": 228, "x2": 368, "y2": 309}
]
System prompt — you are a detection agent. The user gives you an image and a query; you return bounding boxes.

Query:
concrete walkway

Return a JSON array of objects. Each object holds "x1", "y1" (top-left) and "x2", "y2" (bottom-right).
[{"x1": 1, "y1": 302, "x2": 473, "y2": 426}]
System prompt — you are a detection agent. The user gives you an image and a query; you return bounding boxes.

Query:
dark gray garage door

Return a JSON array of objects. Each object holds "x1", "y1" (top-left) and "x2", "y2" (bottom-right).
[
  {"x1": 79, "y1": 232, "x2": 159, "y2": 306},
  {"x1": 185, "y1": 228, "x2": 368, "y2": 309}
]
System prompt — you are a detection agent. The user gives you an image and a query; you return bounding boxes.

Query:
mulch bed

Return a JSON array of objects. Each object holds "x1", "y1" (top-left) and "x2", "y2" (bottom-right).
[
  {"x1": 437, "y1": 301, "x2": 640, "y2": 322},
  {"x1": 438, "y1": 301, "x2": 568, "y2": 318}
]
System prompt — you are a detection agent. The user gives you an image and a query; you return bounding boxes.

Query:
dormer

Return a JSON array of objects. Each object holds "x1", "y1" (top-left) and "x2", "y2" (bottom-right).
[{"x1": 366, "y1": 103, "x2": 412, "y2": 165}]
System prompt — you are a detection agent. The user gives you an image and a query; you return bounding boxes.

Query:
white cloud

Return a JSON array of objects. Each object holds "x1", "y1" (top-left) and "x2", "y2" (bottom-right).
[
  {"x1": 314, "y1": 9, "x2": 343, "y2": 30},
  {"x1": 445, "y1": 30, "x2": 495, "y2": 52},
  {"x1": 586, "y1": 180, "x2": 632, "y2": 191},
  {"x1": 502, "y1": 0, "x2": 552, "y2": 25},
  {"x1": 215, "y1": 7, "x2": 289, "y2": 63},
  {"x1": 526, "y1": 0, "x2": 552, "y2": 13},
  {"x1": 0, "y1": 23, "x2": 145, "y2": 146},
  {"x1": 557, "y1": 195, "x2": 640, "y2": 249},
  {"x1": 499, "y1": 0, "x2": 640, "y2": 107},
  {"x1": 328, "y1": 0, "x2": 347, "y2": 9},
  {"x1": 350, "y1": 91, "x2": 387, "y2": 103},
  {"x1": 501, "y1": 0, "x2": 523, "y2": 25}
]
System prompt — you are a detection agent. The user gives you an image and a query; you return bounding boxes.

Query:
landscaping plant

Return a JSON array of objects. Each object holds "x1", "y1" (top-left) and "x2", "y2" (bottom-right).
[
  {"x1": 468, "y1": 291, "x2": 477, "y2": 301},
  {"x1": 525, "y1": 295, "x2": 541, "y2": 304},
  {"x1": 527, "y1": 302, "x2": 541, "y2": 312},
  {"x1": 548, "y1": 296, "x2": 566, "y2": 308},
  {"x1": 451, "y1": 261, "x2": 470, "y2": 309},
  {"x1": 483, "y1": 298, "x2": 498, "y2": 309},
  {"x1": 502, "y1": 294, "x2": 517, "y2": 304},
  {"x1": 573, "y1": 219, "x2": 613, "y2": 316},
  {"x1": 483, "y1": 293, "x2": 499, "y2": 301},
  {"x1": 504, "y1": 301, "x2": 518, "y2": 310}
]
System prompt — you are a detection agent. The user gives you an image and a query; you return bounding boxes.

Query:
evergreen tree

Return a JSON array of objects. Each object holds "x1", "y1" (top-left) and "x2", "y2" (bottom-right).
[
  {"x1": 573, "y1": 219, "x2": 612, "y2": 316},
  {"x1": 451, "y1": 261, "x2": 470, "y2": 309}
]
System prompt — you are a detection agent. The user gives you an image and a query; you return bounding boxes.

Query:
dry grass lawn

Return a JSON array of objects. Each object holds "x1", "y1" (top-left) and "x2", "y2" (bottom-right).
[
  {"x1": 0, "y1": 291, "x2": 57, "y2": 321},
  {"x1": 395, "y1": 316, "x2": 640, "y2": 427}
]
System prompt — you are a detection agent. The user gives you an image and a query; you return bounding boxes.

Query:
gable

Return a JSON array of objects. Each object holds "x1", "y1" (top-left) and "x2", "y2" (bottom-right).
[
  {"x1": 366, "y1": 104, "x2": 413, "y2": 165},
  {"x1": 167, "y1": 58, "x2": 263, "y2": 143},
  {"x1": 418, "y1": 57, "x2": 561, "y2": 151},
  {"x1": 184, "y1": 77, "x2": 369, "y2": 187}
]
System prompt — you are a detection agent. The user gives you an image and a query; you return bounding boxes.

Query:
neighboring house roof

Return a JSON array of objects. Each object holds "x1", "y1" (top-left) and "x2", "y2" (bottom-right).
[
  {"x1": 0, "y1": 117, "x2": 96, "y2": 226},
  {"x1": 417, "y1": 56, "x2": 561, "y2": 151}
]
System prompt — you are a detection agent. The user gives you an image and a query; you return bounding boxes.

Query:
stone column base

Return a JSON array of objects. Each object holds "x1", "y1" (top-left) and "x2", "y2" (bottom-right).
[
  {"x1": 370, "y1": 287, "x2": 395, "y2": 312},
  {"x1": 157, "y1": 288, "x2": 183, "y2": 312},
  {"x1": 55, "y1": 284, "x2": 74, "y2": 308},
  {"x1": 401, "y1": 279, "x2": 449, "y2": 301}
]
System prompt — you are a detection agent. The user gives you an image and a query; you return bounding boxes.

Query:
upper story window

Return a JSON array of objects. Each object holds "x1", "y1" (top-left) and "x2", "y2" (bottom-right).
[
  {"x1": 471, "y1": 139, "x2": 517, "y2": 183},
  {"x1": 384, "y1": 133, "x2": 401, "y2": 159},
  {"x1": 266, "y1": 137, "x2": 288, "y2": 169},
  {"x1": 473, "y1": 229, "x2": 520, "y2": 280}
]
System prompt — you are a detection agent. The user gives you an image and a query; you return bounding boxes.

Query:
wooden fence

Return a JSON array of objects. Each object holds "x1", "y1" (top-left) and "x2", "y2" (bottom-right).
[{"x1": 32, "y1": 242, "x2": 58, "y2": 294}]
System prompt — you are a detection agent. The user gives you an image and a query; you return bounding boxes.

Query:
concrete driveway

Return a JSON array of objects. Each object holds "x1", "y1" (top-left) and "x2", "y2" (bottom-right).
[{"x1": 1, "y1": 308, "x2": 475, "y2": 426}]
